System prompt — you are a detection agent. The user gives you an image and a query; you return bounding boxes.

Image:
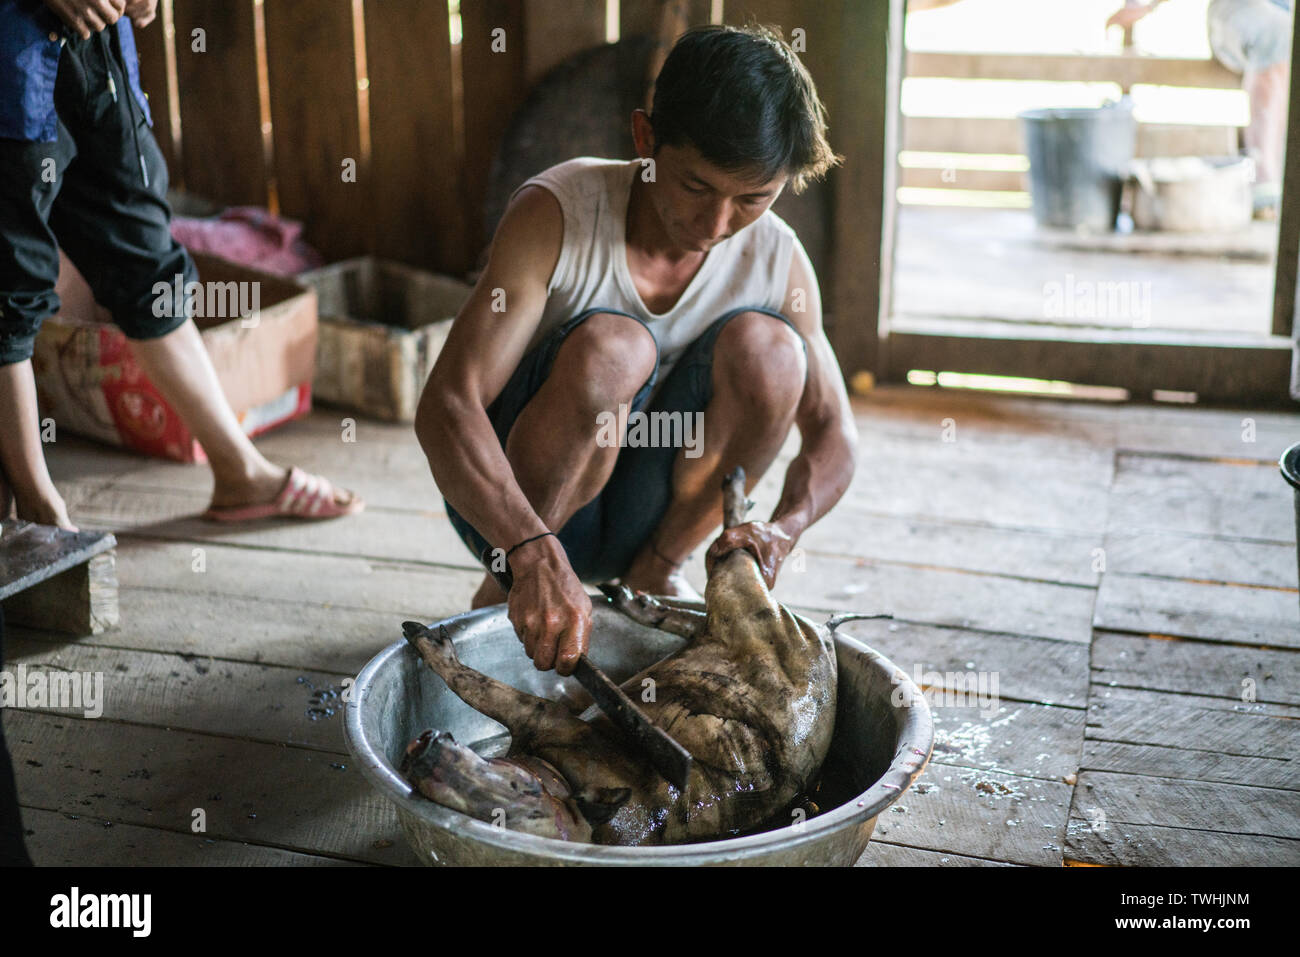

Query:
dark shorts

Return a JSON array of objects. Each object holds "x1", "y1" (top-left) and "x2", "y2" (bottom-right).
[
  {"x1": 0, "y1": 28, "x2": 193, "y2": 366},
  {"x1": 445, "y1": 306, "x2": 802, "y2": 583}
]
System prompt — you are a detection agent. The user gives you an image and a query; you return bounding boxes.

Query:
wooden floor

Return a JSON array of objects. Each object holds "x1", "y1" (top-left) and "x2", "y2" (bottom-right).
[
  {"x1": 894, "y1": 206, "x2": 1279, "y2": 335},
  {"x1": 6, "y1": 384, "x2": 1299, "y2": 866}
]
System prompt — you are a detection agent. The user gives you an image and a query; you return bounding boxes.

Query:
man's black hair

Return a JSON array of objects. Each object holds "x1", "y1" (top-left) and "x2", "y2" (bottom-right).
[{"x1": 649, "y1": 23, "x2": 840, "y2": 192}]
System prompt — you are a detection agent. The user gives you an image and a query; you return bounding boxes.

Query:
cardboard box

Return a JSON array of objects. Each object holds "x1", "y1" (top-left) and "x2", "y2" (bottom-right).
[
  {"x1": 301, "y1": 257, "x2": 472, "y2": 422},
  {"x1": 32, "y1": 252, "x2": 317, "y2": 463}
]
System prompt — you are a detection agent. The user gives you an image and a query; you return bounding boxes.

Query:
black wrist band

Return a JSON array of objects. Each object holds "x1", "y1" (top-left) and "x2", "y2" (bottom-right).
[{"x1": 505, "y1": 531, "x2": 556, "y2": 559}]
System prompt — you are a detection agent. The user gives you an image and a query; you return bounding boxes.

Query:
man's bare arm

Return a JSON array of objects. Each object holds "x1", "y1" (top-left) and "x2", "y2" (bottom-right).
[
  {"x1": 769, "y1": 239, "x2": 859, "y2": 543},
  {"x1": 705, "y1": 239, "x2": 858, "y2": 586},
  {"x1": 414, "y1": 185, "x2": 592, "y2": 675}
]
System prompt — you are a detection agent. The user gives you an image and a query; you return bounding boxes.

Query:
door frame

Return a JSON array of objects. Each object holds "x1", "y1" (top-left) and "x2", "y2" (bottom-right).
[{"x1": 829, "y1": 0, "x2": 1298, "y2": 408}]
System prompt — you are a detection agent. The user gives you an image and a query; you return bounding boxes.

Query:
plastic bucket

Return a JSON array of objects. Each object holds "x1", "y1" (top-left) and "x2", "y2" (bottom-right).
[
  {"x1": 1020, "y1": 100, "x2": 1137, "y2": 231},
  {"x1": 1281, "y1": 443, "x2": 1300, "y2": 600}
]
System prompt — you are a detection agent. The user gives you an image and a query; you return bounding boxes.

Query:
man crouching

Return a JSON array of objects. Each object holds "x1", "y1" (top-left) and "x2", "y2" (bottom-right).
[{"x1": 415, "y1": 24, "x2": 858, "y2": 676}]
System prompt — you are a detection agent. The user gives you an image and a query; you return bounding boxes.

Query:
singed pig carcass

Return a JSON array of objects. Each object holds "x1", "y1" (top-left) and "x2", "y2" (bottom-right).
[{"x1": 400, "y1": 468, "x2": 839, "y2": 845}]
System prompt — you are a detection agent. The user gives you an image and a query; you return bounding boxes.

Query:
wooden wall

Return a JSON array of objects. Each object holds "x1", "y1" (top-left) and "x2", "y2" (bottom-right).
[{"x1": 134, "y1": 0, "x2": 884, "y2": 375}]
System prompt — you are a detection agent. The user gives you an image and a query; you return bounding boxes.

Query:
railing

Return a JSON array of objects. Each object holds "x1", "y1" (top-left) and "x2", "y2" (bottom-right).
[{"x1": 900, "y1": 50, "x2": 1243, "y2": 204}]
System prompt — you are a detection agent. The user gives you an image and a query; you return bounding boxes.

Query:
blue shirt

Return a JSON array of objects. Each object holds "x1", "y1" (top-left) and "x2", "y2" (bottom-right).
[{"x1": 1, "y1": 0, "x2": 152, "y2": 141}]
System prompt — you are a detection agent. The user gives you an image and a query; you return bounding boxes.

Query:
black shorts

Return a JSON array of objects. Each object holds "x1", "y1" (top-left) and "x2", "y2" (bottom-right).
[
  {"x1": 0, "y1": 28, "x2": 193, "y2": 366},
  {"x1": 445, "y1": 305, "x2": 803, "y2": 583}
]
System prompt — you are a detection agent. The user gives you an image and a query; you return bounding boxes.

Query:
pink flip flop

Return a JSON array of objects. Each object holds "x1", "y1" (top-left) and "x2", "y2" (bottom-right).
[{"x1": 201, "y1": 467, "x2": 365, "y2": 523}]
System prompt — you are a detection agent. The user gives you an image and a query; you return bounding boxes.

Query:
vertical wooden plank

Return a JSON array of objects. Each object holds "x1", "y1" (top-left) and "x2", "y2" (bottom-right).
[
  {"x1": 460, "y1": 0, "x2": 527, "y2": 257},
  {"x1": 172, "y1": 0, "x2": 267, "y2": 207},
  {"x1": 826, "y1": 0, "x2": 898, "y2": 380},
  {"x1": 364, "y1": 0, "x2": 470, "y2": 273},
  {"x1": 523, "y1": 0, "x2": 607, "y2": 85},
  {"x1": 621, "y1": 0, "x2": 710, "y2": 37},
  {"x1": 131, "y1": 3, "x2": 180, "y2": 184},
  {"x1": 263, "y1": 0, "x2": 367, "y2": 263},
  {"x1": 1271, "y1": 0, "x2": 1300, "y2": 341}
]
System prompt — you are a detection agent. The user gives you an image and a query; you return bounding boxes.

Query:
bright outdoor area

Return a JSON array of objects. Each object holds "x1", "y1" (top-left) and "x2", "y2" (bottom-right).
[{"x1": 892, "y1": 0, "x2": 1290, "y2": 337}]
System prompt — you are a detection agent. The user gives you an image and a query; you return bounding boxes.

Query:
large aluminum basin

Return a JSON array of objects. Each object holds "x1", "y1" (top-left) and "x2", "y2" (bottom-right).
[{"x1": 344, "y1": 601, "x2": 933, "y2": 865}]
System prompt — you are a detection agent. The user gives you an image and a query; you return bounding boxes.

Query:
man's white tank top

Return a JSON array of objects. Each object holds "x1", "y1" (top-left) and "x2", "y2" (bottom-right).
[{"x1": 513, "y1": 157, "x2": 797, "y2": 378}]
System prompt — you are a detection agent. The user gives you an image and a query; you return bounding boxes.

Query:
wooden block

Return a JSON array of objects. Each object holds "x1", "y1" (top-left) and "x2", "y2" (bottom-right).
[
  {"x1": 0, "y1": 521, "x2": 118, "y2": 635},
  {"x1": 3, "y1": 552, "x2": 118, "y2": 636}
]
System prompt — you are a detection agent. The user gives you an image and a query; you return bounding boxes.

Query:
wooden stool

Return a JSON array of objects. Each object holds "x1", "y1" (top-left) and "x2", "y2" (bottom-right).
[{"x1": 0, "y1": 520, "x2": 118, "y2": 635}]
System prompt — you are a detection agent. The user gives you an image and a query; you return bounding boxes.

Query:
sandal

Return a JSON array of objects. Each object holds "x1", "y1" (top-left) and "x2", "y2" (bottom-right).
[{"x1": 201, "y1": 467, "x2": 365, "y2": 522}]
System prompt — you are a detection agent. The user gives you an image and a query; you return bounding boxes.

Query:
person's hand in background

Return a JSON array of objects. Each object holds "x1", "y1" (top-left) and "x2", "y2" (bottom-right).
[
  {"x1": 1106, "y1": 1, "x2": 1166, "y2": 32},
  {"x1": 124, "y1": 0, "x2": 157, "y2": 29},
  {"x1": 42, "y1": 0, "x2": 126, "y2": 39}
]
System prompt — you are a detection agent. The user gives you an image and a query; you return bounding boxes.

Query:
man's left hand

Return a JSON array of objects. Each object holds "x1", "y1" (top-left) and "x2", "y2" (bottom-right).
[
  {"x1": 705, "y1": 521, "x2": 795, "y2": 590},
  {"x1": 124, "y1": 0, "x2": 156, "y2": 28}
]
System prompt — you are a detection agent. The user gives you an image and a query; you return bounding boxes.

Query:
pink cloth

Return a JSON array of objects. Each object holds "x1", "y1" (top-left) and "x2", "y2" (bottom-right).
[{"x1": 170, "y1": 207, "x2": 324, "y2": 276}]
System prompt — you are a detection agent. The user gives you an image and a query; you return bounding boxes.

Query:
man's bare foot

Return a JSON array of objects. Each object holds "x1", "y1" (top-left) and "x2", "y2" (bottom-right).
[
  {"x1": 620, "y1": 547, "x2": 703, "y2": 602},
  {"x1": 14, "y1": 488, "x2": 78, "y2": 531},
  {"x1": 471, "y1": 572, "x2": 508, "y2": 609}
]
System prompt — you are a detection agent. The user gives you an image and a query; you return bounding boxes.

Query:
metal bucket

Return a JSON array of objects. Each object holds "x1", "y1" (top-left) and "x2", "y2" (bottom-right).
[
  {"x1": 1020, "y1": 100, "x2": 1136, "y2": 232},
  {"x1": 1281, "y1": 443, "x2": 1300, "y2": 600},
  {"x1": 344, "y1": 602, "x2": 934, "y2": 866}
]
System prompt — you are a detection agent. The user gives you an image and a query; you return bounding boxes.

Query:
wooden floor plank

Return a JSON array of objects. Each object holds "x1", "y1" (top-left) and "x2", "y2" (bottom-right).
[
  {"x1": 5, "y1": 638, "x2": 356, "y2": 752},
  {"x1": 1064, "y1": 817, "x2": 1300, "y2": 866},
  {"x1": 20, "y1": 807, "x2": 364, "y2": 866},
  {"x1": 1068, "y1": 770, "x2": 1299, "y2": 839},
  {"x1": 1091, "y1": 632, "x2": 1300, "y2": 706},
  {"x1": 9, "y1": 589, "x2": 441, "y2": 676},
  {"x1": 1082, "y1": 691, "x2": 1299, "y2": 789},
  {"x1": 868, "y1": 766, "x2": 1072, "y2": 866},
  {"x1": 930, "y1": 702, "x2": 1084, "y2": 782},
  {"x1": 1108, "y1": 453, "x2": 1295, "y2": 543},
  {"x1": 800, "y1": 510, "x2": 1102, "y2": 586},
  {"x1": 856, "y1": 841, "x2": 1019, "y2": 866},
  {"x1": 779, "y1": 553, "x2": 1096, "y2": 643},
  {"x1": 68, "y1": 481, "x2": 479, "y2": 571},
  {"x1": 825, "y1": 618, "x2": 1091, "y2": 708},
  {"x1": 7, "y1": 710, "x2": 420, "y2": 866},
  {"x1": 1102, "y1": 529, "x2": 1296, "y2": 589},
  {"x1": 1093, "y1": 573, "x2": 1300, "y2": 646}
]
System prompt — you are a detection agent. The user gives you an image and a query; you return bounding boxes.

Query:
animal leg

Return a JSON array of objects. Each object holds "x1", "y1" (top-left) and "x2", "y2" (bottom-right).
[
  {"x1": 402, "y1": 622, "x2": 586, "y2": 747},
  {"x1": 597, "y1": 582, "x2": 706, "y2": 639}
]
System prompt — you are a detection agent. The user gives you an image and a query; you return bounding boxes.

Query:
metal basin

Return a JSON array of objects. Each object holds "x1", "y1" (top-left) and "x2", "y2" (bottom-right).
[{"x1": 344, "y1": 602, "x2": 933, "y2": 865}]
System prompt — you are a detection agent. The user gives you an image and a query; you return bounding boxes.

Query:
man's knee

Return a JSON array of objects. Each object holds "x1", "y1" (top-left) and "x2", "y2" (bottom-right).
[
  {"x1": 550, "y1": 312, "x2": 658, "y2": 411},
  {"x1": 713, "y1": 311, "x2": 807, "y2": 417}
]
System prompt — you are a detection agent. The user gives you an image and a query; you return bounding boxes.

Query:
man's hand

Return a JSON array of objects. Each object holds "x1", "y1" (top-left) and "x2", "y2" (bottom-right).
[
  {"x1": 125, "y1": 0, "x2": 157, "y2": 28},
  {"x1": 43, "y1": 0, "x2": 126, "y2": 39},
  {"x1": 505, "y1": 535, "x2": 592, "y2": 676},
  {"x1": 706, "y1": 520, "x2": 795, "y2": 591}
]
